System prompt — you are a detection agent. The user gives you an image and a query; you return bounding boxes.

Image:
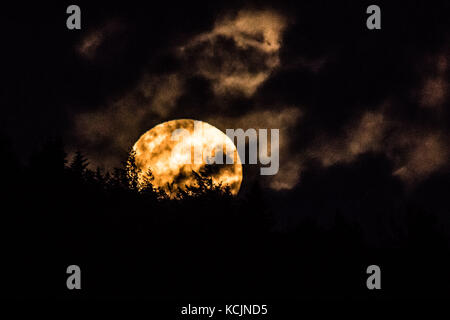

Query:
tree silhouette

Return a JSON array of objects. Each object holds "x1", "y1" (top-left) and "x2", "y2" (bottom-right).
[
  {"x1": 70, "y1": 151, "x2": 89, "y2": 175},
  {"x1": 125, "y1": 149, "x2": 140, "y2": 191},
  {"x1": 3, "y1": 137, "x2": 450, "y2": 300}
]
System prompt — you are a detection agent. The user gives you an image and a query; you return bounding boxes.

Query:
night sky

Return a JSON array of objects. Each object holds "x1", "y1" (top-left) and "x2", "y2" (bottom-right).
[
  {"x1": 1, "y1": 0, "x2": 450, "y2": 302},
  {"x1": 2, "y1": 1, "x2": 448, "y2": 175}
]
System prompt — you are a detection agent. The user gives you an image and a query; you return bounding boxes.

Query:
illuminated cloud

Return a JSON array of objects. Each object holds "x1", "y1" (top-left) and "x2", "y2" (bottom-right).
[
  {"x1": 207, "y1": 107, "x2": 301, "y2": 131},
  {"x1": 73, "y1": 9, "x2": 290, "y2": 172},
  {"x1": 138, "y1": 74, "x2": 184, "y2": 117},
  {"x1": 419, "y1": 52, "x2": 448, "y2": 108},
  {"x1": 72, "y1": 9, "x2": 448, "y2": 192},
  {"x1": 179, "y1": 9, "x2": 287, "y2": 97},
  {"x1": 78, "y1": 31, "x2": 102, "y2": 59},
  {"x1": 392, "y1": 132, "x2": 449, "y2": 183},
  {"x1": 77, "y1": 20, "x2": 123, "y2": 59},
  {"x1": 73, "y1": 73, "x2": 185, "y2": 168},
  {"x1": 209, "y1": 10, "x2": 286, "y2": 53},
  {"x1": 308, "y1": 108, "x2": 449, "y2": 184},
  {"x1": 207, "y1": 107, "x2": 303, "y2": 190},
  {"x1": 269, "y1": 154, "x2": 303, "y2": 191},
  {"x1": 420, "y1": 77, "x2": 447, "y2": 108},
  {"x1": 311, "y1": 111, "x2": 387, "y2": 167}
]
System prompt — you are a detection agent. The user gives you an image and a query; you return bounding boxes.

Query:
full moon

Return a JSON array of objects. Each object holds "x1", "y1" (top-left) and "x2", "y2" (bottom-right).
[{"x1": 133, "y1": 119, "x2": 243, "y2": 197}]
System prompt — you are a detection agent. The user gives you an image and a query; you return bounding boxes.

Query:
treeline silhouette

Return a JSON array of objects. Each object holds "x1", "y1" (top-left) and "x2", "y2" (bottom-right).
[{"x1": 1, "y1": 136, "x2": 450, "y2": 300}]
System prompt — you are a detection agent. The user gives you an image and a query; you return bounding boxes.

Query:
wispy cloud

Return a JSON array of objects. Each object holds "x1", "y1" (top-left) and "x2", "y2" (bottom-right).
[{"x1": 179, "y1": 10, "x2": 287, "y2": 97}]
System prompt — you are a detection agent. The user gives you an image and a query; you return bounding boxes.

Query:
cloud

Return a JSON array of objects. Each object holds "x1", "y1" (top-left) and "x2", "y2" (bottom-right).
[
  {"x1": 299, "y1": 47, "x2": 449, "y2": 185},
  {"x1": 420, "y1": 77, "x2": 447, "y2": 108},
  {"x1": 73, "y1": 73, "x2": 185, "y2": 168},
  {"x1": 311, "y1": 111, "x2": 387, "y2": 167},
  {"x1": 307, "y1": 106, "x2": 449, "y2": 184},
  {"x1": 392, "y1": 132, "x2": 449, "y2": 183},
  {"x1": 71, "y1": 7, "x2": 448, "y2": 192},
  {"x1": 77, "y1": 20, "x2": 124, "y2": 60},
  {"x1": 72, "y1": 8, "x2": 290, "y2": 171},
  {"x1": 206, "y1": 107, "x2": 303, "y2": 190},
  {"x1": 138, "y1": 74, "x2": 184, "y2": 117},
  {"x1": 419, "y1": 52, "x2": 448, "y2": 108},
  {"x1": 78, "y1": 31, "x2": 103, "y2": 59},
  {"x1": 179, "y1": 9, "x2": 287, "y2": 97},
  {"x1": 269, "y1": 154, "x2": 303, "y2": 191},
  {"x1": 207, "y1": 106, "x2": 301, "y2": 130}
]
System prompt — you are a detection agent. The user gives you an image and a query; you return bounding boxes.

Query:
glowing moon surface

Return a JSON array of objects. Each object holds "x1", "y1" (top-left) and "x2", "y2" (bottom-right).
[{"x1": 133, "y1": 119, "x2": 243, "y2": 197}]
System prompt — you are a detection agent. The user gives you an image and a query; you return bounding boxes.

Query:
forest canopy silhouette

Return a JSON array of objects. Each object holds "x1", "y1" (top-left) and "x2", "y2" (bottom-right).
[{"x1": 1, "y1": 134, "x2": 450, "y2": 299}]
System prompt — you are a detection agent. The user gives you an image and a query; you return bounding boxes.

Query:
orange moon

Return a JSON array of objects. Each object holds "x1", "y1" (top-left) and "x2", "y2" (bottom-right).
[{"x1": 133, "y1": 119, "x2": 243, "y2": 197}]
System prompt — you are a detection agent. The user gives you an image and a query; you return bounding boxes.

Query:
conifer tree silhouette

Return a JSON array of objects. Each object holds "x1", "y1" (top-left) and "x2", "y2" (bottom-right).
[
  {"x1": 125, "y1": 149, "x2": 140, "y2": 191},
  {"x1": 70, "y1": 150, "x2": 89, "y2": 178}
]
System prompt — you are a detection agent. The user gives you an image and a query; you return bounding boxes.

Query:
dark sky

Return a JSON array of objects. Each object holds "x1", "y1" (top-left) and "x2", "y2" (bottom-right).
[{"x1": 1, "y1": 1, "x2": 449, "y2": 234}]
